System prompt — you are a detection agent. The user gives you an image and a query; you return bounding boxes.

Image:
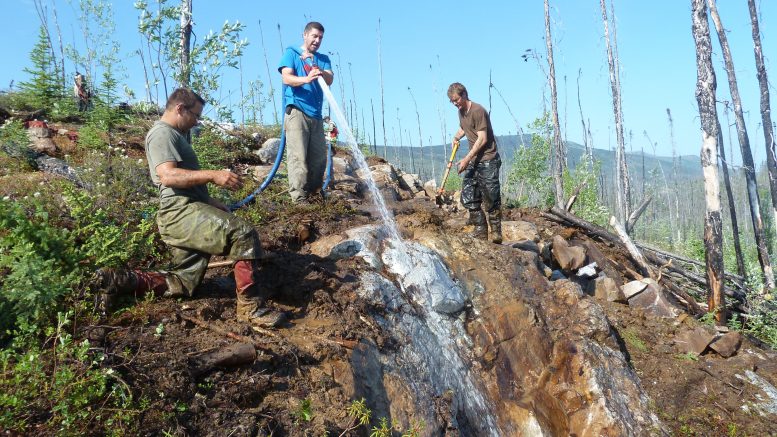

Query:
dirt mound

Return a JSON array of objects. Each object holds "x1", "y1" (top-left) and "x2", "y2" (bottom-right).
[{"x1": 81, "y1": 151, "x2": 777, "y2": 436}]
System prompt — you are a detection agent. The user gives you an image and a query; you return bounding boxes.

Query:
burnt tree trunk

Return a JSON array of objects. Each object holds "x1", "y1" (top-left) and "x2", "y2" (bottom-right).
[
  {"x1": 666, "y1": 108, "x2": 683, "y2": 243},
  {"x1": 544, "y1": 0, "x2": 565, "y2": 207},
  {"x1": 692, "y1": 0, "x2": 726, "y2": 322},
  {"x1": 717, "y1": 118, "x2": 748, "y2": 279},
  {"x1": 179, "y1": 0, "x2": 192, "y2": 88},
  {"x1": 709, "y1": 0, "x2": 775, "y2": 291},
  {"x1": 577, "y1": 69, "x2": 593, "y2": 167},
  {"x1": 748, "y1": 0, "x2": 777, "y2": 235},
  {"x1": 600, "y1": 0, "x2": 631, "y2": 226}
]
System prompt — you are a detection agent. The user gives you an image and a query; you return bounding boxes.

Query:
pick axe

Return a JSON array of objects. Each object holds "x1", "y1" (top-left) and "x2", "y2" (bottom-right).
[{"x1": 435, "y1": 140, "x2": 460, "y2": 206}]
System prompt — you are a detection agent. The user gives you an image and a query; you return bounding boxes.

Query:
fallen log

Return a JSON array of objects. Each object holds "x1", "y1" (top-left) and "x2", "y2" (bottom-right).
[
  {"x1": 609, "y1": 216, "x2": 654, "y2": 279},
  {"x1": 189, "y1": 342, "x2": 257, "y2": 377}
]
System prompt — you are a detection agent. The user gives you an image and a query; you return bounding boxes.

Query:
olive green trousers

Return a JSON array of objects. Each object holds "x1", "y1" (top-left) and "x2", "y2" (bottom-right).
[{"x1": 156, "y1": 196, "x2": 262, "y2": 295}]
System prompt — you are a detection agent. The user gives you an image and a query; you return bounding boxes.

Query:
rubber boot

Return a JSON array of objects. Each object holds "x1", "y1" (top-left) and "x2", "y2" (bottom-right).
[
  {"x1": 468, "y1": 209, "x2": 488, "y2": 240},
  {"x1": 234, "y1": 260, "x2": 286, "y2": 329},
  {"x1": 93, "y1": 268, "x2": 168, "y2": 315},
  {"x1": 488, "y1": 209, "x2": 503, "y2": 244}
]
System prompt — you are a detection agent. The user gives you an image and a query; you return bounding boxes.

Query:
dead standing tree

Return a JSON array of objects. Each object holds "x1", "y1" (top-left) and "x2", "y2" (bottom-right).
[
  {"x1": 692, "y1": 0, "x2": 726, "y2": 322},
  {"x1": 544, "y1": 0, "x2": 565, "y2": 207},
  {"x1": 748, "y1": 0, "x2": 777, "y2": 233},
  {"x1": 179, "y1": 0, "x2": 192, "y2": 88},
  {"x1": 716, "y1": 116, "x2": 748, "y2": 279},
  {"x1": 708, "y1": 0, "x2": 775, "y2": 291},
  {"x1": 600, "y1": 0, "x2": 631, "y2": 226}
]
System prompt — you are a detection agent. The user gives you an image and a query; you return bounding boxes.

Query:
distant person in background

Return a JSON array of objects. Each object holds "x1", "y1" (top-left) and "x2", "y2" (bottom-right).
[
  {"x1": 74, "y1": 72, "x2": 89, "y2": 112},
  {"x1": 278, "y1": 21, "x2": 334, "y2": 205},
  {"x1": 323, "y1": 116, "x2": 338, "y2": 147},
  {"x1": 448, "y1": 82, "x2": 502, "y2": 243},
  {"x1": 94, "y1": 88, "x2": 285, "y2": 329}
]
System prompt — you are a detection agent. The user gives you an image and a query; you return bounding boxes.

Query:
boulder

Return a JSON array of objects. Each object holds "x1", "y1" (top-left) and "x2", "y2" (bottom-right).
[
  {"x1": 502, "y1": 220, "x2": 540, "y2": 243},
  {"x1": 332, "y1": 156, "x2": 354, "y2": 176},
  {"x1": 709, "y1": 331, "x2": 742, "y2": 358},
  {"x1": 675, "y1": 327, "x2": 716, "y2": 355},
  {"x1": 398, "y1": 173, "x2": 422, "y2": 193},
  {"x1": 626, "y1": 279, "x2": 679, "y2": 318},
  {"x1": 622, "y1": 280, "x2": 649, "y2": 299},
  {"x1": 423, "y1": 179, "x2": 438, "y2": 198},
  {"x1": 256, "y1": 138, "x2": 281, "y2": 164},
  {"x1": 509, "y1": 240, "x2": 540, "y2": 253},
  {"x1": 29, "y1": 138, "x2": 56, "y2": 155},
  {"x1": 551, "y1": 235, "x2": 587, "y2": 271},
  {"x1": 588, "y1": 276, "x2": 626, "y2": 303}
]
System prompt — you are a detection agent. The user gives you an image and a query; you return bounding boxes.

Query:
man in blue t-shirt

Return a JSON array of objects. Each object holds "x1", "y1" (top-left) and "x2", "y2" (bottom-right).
[{"x1": 278, "y1": 21, "x2": 334, "y2": 204}]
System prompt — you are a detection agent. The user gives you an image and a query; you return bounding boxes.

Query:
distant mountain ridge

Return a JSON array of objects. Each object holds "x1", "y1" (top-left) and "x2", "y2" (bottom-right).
[{"x1": 376, "y1": 134, "x2": 702, "y2": 181}]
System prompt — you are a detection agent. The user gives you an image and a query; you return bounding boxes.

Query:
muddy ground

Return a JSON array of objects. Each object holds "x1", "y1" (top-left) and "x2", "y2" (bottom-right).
[{"x1": 74, "y1": 191, "x2": 777, "y2": 436}]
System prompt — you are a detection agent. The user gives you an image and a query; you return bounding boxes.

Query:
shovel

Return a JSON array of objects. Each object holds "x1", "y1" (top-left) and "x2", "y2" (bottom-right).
[{"x1": 435, "y1": 140, "x2": 460, "y2": 206}]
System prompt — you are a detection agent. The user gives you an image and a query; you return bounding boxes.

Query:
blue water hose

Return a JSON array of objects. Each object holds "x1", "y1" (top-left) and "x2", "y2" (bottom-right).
[
  {"x1": 322, "y1": 141, "x2": 333, "y2": 191},
  {"x1": 228, "y1": 114, "x2": 286, "y2": 211}
]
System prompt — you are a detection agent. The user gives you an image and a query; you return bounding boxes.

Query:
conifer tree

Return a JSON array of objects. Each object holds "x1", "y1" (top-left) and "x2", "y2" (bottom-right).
[{"x1": 19, "y1": 26, "x2": 64, "y2": 111}]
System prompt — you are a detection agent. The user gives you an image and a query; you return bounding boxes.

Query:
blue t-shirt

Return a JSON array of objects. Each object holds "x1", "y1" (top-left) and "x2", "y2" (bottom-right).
[{"x1": 278, "y1": 46, "x2": 332, "y2": 119}]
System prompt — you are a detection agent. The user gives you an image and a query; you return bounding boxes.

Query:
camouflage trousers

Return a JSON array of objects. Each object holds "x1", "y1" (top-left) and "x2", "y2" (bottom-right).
[
  {"x1": 156, "y1": 195, "x2": 262, "y2": 295},
  {"x1": 461, "y1": 155, "x2": 502, "y2": 213},
  {"x1": 284, "y1": 106, "x2": 327, "y2": 202}
]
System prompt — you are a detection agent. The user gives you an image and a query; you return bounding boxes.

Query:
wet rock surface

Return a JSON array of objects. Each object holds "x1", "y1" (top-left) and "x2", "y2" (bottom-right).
[{"x1": 80, "y1": 149, "x2": 777, "y2": 436}]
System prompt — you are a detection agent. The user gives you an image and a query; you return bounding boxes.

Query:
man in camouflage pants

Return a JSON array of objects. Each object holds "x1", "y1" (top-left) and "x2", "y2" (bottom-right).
[
  {"x1": 94, "y1": 88, "x2": 285, "y2": 328},
  {"x1": 448, "y1": 82, "x2": 502, "y2": 243}
]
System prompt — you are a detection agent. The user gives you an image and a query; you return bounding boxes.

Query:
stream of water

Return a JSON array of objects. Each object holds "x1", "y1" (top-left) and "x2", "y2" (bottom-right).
[{"x1": 318, "y1": 78, "x2": 504, "y2": 435}]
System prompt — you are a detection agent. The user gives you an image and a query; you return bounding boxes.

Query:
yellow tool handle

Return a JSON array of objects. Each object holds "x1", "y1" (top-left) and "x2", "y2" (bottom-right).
[{"x1": 437, "y1": 140, "x2": 461, "y2": 194}]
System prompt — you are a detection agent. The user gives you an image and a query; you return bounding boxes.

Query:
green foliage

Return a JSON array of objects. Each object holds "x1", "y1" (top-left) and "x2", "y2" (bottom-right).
[
  {"x1": 675, "y1": 352, "x2": 699, "y2": 362},
  {"x1": 0, "y1": 312, "x2": 137, "y2": 435},
  {"x1": 347, "y1": 398, "x2": 371, "y2": 426},
  {"x1": 441, "y1": 169, "x2": 462, "y2": 192},
  {"x1": 18, "y1": 26, "x2": 67, "y2": 115},
  {"x1": 64, "y1": 187, "x2": 158, "y2": 268},
  {"x1": 370, "y1": 417, "x2": 393, "y2": 437},
  {"x1": 135, "y1": 0, "x2": 248, "y2": 120},
  {"x1": 191, "y1": 126, "x2": 235, "y2": 170},
  {"x1": 292, "y1": 398, "x2": 313, "y2": 423},
  {"x1": 505, "y1": 113, "x2": 554, "y2": 208},
  {"x1": 77, "y1": 123, "x2": 108, "y2": 150},
  {"x1": 0, "y1": 120, "x2": 36, "y2": 174},
  {"x1": 621, "y1": 328, "x2": 648, "y2": 352},
  {"x1": 740, "y1": 296, "x2": 777, "y2": 348},
  {"x1": 563, "y1": 160, "x2": 608, "y2": 226},
  {"x1": 0, "y1": 199, "x2": 85, "y2": 337},
  {"x1": 240, "y1": 79, "x2": 267, "y2": 124}
]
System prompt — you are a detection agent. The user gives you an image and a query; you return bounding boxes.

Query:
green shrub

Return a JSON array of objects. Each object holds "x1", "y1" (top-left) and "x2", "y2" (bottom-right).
[
  {"x1": 563, "y1": 160, "x2": 609, "y2": 226},
  {"x1": 0, "y1": 199, "x2": 84, "y2": 337},
  {"x1": 64, "y1": 187, "x2": 159, "y2": 268},
  {"x1": 505, "y1": 114, "x2": 554, "y2": 208},
  {"x1": 191, "y1": 126, "x2": 238, "y2": 170},
  {"x1": 0, "y1": 312, "x2": 138, "y2": 435},
  {"x1": 0, "y1": 120, "x2": 36, "y2": 173}
]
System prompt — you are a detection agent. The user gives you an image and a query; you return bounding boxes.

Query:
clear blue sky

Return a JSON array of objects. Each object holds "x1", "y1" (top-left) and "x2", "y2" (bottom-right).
[{"x1": 2, "y1": 0, "x2": 775, "y2": 165}]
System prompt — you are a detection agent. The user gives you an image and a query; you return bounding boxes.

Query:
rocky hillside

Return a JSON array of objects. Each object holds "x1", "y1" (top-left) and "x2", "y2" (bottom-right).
[{"x1": 4, "y1": 119, "x2": 777, "y2": 435}]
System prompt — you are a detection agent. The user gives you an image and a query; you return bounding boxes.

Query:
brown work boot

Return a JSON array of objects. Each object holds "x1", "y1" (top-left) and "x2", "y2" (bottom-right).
[
  {"x1": 93, "y1": 268, "x2": 137, "y2": 315},
  {"x1": 92, "y1": 268, "x2": 169, "y2": 315},
  {"x1": 236, "y1": 296, "x2": 287, "y2": 328},
  {"x1": 468, "y1": 209, "x2": 488, "y2": 240},
  {"x1": 488, "y1": 209, "x2": 503, "y2": 244},
  {"x1": 234, "y1": 260, "x2": 286, "y2": 328}
]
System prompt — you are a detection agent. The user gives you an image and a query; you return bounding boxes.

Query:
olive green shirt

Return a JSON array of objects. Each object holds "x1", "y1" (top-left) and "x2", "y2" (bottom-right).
[{"x1": 145, "y1": 120, "x2": 210, "y2": 203}]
